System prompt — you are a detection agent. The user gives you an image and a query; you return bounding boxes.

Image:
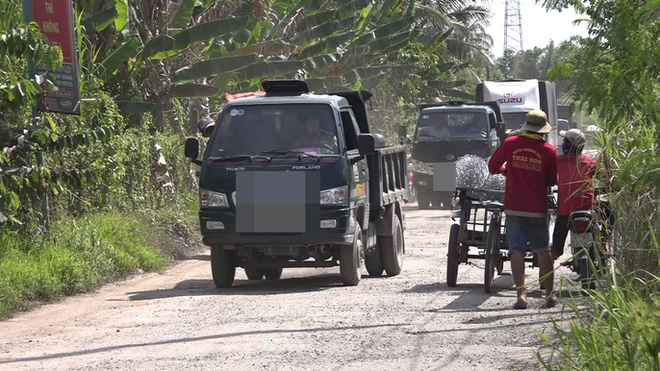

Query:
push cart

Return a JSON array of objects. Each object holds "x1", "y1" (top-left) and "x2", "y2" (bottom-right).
[{"x1": 446, "y1": 187, "x2": 557, "y2": 293}]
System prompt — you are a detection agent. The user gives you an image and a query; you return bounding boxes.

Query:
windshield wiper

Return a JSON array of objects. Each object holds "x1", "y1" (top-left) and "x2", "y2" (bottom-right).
[
  {"x1": 208, "y1": 155, "x2": 272, "y2": 163},
  {"x1": 261, "y1": 149, "x2": 322, "y2": 162}
]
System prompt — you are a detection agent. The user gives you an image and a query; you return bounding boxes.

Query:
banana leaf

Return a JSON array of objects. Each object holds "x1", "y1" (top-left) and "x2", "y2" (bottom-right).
[
  {"x1": 174, "y1": 54, "x2": 258, "y2": 82},
  {"x1": 235, "y1": 60, "x2": 305, "y2": 82},
  {"x1": 171, "y1": 83, "x2": 221, "y2": 97},
  {"x1": 96, "y1": 36, "x2": 140, "y2": 82},
  {"x1": 169, "y1": 0, "x2": 196, "y2": 29},
  {"x1": 81, "y1": 7, "x2": 118, "y2": 34},
  {"x1": 289, "y1": 17, "x2": 357, "y2": 47}
]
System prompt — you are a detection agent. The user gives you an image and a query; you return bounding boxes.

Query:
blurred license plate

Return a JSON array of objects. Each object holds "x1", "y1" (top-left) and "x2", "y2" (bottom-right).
[{"x1": 571, "y1": 233, "x2": 593, "y2": 248}]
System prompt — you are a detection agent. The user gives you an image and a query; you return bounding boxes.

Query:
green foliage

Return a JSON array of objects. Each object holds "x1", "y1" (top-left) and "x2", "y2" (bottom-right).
[
  {"x1": 536, "y1": 266, "x2": 660, "y2": 370},
  {"x1": 0, "y1": 22, "x2": 63, "y2": 113}
]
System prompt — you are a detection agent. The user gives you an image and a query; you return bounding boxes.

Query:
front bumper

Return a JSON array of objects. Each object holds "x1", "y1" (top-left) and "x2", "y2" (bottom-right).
[{"x1": 199, "y1": 207, "x2": 354, "y2": 246}]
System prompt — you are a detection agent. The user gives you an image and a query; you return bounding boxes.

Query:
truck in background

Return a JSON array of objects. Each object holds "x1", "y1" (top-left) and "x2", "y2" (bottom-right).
[
  {"x1": 408, "y1": 101, "x2": 506, "y2": 209},
  {"x1": 185, "y1": 80, "x2": 408, "y2": 288},
  {"x1": 476, "y1": 79, "x2": 561, "y2": 149}
]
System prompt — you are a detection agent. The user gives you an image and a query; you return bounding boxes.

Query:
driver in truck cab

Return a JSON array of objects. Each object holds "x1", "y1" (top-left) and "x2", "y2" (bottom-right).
[
  {"x1": 488, "y1": 109, "x2": 558, "y2": 310},
  {"x1": 291, "y1": 114, "x2": 338, "y2": 151},
  {"x1": 466, "y1": 114, "x2": 488, "y2": 137},
  {"x1": 417, "y1": 115, "x2": 450, "y2": 138}
]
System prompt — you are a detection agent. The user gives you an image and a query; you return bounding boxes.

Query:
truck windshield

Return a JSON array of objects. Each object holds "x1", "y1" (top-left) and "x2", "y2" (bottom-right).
[
  {"x1": 415, "y1": 112, "x2": 488, "y2": 140},
  {"x1": 502, "y1": 112, "x2": 529, "y2": 132},
  {"x1": 208, "y1": 103, "x2": 339, "y2": 157}
]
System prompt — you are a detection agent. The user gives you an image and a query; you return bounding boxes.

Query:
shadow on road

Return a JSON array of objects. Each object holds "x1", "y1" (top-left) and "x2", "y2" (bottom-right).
[
  {"x1": 181, "y1": 254, "x2": 210, "y2": 262},
  {"x1": 120, "y1": 273, "x2": 352, "y2": 301},
  {"x1": 0, "y1": 323, "x2": 407, "y2": 365}
]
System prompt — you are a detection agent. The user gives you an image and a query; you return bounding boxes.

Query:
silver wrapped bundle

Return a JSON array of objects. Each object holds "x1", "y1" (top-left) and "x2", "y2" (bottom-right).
[{"x1": 454, "y1": 154, "x2": 506, "y2": 202}]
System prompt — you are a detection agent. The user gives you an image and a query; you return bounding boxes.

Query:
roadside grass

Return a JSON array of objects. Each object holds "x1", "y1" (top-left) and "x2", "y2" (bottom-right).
[
  {"x1": 0, "y1": 199, "x2": 202, "y2": 321},
  {"x1": 533, "y1": 120, "x2": 660, "y2": 370}
]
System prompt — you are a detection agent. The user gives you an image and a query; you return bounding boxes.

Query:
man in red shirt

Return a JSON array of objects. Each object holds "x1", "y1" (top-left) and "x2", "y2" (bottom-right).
[
  {"x1": 551, "y1": 129, "x2": 598, "y2": 260},
  {"x1": 488, "y1": 110, "x2": 558, "y2": 309}
]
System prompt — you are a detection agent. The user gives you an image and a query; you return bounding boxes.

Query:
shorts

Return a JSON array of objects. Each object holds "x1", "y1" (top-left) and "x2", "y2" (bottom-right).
[
  {"x1": 505, "y1": 214, "x2": 550, "y2": 257},
  {"x1": 551, "y1": 214, "x2": 570, "y2": 256}
]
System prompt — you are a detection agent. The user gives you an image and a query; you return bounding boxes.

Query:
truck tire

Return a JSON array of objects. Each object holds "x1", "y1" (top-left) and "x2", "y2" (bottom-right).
[
  {"x1": 264, "y1": 267, "x2": 283, "y2": 280},
  {"x1": 364, "y1": 221, "x2": 384, "y2": 277},
  {"x1": 211, "y1": 246, "x2": 237, "y2": 288},
  {"x1": 340, "y1": 223, "x2": 363, "y2": 286},
  {"x1": 417, "y1": 190, "x2": 431, "y2": 210},
  {"x1": 379, "y1": 214, "x2": 404, "y2": 276},
  {"x1": 244, "y1": 267, "x2": 263, "y2": 280}
]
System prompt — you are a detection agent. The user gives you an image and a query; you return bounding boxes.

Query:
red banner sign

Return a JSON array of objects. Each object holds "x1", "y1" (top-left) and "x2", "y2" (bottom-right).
[{"x1": 28, "y1": 0, "x2": 81, "y2": 115}]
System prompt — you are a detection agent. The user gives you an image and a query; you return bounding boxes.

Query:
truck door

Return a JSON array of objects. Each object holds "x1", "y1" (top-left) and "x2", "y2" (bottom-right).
[{"x1": 340, "y1": 109, "x2": 369, "y2": 215}]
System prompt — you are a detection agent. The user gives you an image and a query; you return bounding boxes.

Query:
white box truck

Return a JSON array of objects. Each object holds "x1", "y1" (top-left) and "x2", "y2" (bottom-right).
[{"x1": 475, "y1": 79, "x2": 561, "y2": 148}]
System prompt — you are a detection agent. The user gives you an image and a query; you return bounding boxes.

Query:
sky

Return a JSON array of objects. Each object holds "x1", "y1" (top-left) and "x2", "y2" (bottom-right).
[{"x1": 482, "y1": 0, "x2": 590, "y2": 59}]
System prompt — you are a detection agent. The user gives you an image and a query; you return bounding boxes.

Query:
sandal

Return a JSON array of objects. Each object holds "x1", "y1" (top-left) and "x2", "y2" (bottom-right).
[
  {"x1": 545, "y1": 295, "x2": 559, "y2": 308},
  {"x1": 513, "y1": 297, "x2": 528, "y2": 309}
]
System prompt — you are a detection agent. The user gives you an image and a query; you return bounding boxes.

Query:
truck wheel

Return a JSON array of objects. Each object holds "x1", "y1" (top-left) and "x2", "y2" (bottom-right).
[
  {"x1": 264, "y1": 267, "x2": 283, "y2": 280},
  {"x1": 244, "y1": 267, "x2": 264, "y2": 280},
  {"x1": 417, "y1": 191, "x2": 431, "y2": 210},
  {"x1": 364, "y1": 221, "x2": 384, "y2": 277},
  {"x1": 211, "y1": 246, "x2": 237, "y2": 288},
  {"x1": 340, "y1": 223, "x2": 363, "y2": 286},
  {"x1": 380, "y1": 214, "x2": 404, "y2": 276}
]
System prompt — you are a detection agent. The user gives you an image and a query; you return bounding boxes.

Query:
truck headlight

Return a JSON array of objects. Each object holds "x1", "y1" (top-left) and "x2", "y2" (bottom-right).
[
  {"x1": 320, "y1": 185, "x2": 347, "y2": 205},
  {"x1": 200, "y1": 188, "x2": 229, "y2": 208},
  {"x1": 412, "y1": 159, "x2": 433, "y2": 175}
]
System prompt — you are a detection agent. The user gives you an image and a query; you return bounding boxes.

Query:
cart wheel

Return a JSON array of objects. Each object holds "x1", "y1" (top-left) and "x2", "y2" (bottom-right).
[
  {"x1": 484, "y1": 214, "x2": 501, "y2": 293},
  {"x1": 446, "y1": 223, "x2": 460, "y2": 287}
]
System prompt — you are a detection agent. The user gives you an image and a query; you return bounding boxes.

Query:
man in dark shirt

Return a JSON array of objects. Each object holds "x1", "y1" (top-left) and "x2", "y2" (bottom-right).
[{"x1": 488, "y1": 110, "x2": 559, "y2": 309}]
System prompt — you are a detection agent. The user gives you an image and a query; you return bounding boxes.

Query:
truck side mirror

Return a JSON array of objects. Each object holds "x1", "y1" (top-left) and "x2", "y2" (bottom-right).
[
  {"x1": 357, "y1": 133, "x2": 376, "y2": 156},
  {"x1": 184, "y1": 137, "x2": 202, "y2": 165}
]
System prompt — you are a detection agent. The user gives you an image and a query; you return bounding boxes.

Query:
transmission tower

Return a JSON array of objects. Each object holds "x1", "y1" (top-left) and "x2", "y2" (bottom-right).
[{"x1": 503, "y1": 0, "x2": 523, "y2": 78}]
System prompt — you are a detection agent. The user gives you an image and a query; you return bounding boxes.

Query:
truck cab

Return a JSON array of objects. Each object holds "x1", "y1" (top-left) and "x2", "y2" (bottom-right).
[
  {"x1": 476, "y1": 79, "x2": 561, "y2": 149},
  {"x1": 409, "y1": 101, "x2": 505, "y2": 209},
  {"x1": 185, "y1": 80, "x2": 407, "y2": 288}
]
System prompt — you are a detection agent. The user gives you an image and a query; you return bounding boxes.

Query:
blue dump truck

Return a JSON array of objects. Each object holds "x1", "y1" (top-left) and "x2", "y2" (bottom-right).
[{"x1": 184, "y1": 80, "x2": 408, "y2": 288}]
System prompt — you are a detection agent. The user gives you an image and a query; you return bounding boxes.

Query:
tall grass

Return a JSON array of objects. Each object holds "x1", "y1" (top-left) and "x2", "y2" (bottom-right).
[
  {"x1": 535, "y1": 117, "x2": 660, "y2": 370},
  {"x1": 0, "y1": 201, "x2": 200, "y2": 320}
]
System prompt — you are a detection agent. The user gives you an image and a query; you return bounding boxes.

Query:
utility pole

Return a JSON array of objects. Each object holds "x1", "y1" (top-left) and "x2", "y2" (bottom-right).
[{"x1": 504, "y1": 0, "x2": 524, "y2": 78}]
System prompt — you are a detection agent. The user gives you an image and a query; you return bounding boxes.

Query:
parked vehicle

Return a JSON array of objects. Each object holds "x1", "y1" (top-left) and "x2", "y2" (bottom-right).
[{"x1": 185, "y1": 79, "x2": 408, "y2": 288}]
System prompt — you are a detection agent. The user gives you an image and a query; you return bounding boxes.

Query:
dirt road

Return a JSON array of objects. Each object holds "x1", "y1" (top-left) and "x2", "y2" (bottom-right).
[{"x1": 0, "y1": 204, "x2": 571, "y2": 371}]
